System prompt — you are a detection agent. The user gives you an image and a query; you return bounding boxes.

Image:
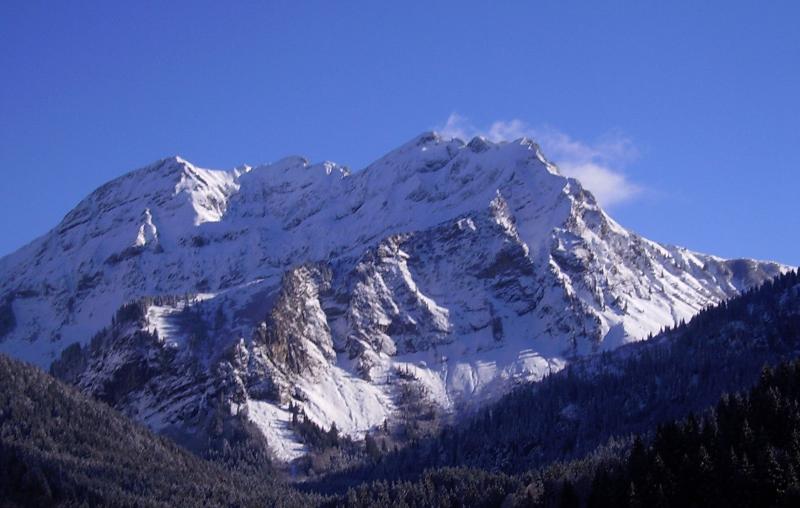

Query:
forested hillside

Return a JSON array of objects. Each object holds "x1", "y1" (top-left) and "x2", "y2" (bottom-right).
[
  {"x1": 333, "y1": 358, "x2": 800, "y2": 507},
  {"x1": 0, "y1": 354, "x2": 314, "y2": 507}
]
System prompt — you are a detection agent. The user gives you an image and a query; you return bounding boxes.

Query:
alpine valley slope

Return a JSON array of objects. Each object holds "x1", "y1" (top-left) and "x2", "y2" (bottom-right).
[{"x1": 0, "y1": 132, "x2": 788, "y2": 462}]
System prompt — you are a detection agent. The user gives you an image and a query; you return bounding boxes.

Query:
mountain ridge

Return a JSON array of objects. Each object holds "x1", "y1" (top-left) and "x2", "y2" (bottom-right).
[{"x1": 0, "y1": 132, "x2": 790, "y2": 464}]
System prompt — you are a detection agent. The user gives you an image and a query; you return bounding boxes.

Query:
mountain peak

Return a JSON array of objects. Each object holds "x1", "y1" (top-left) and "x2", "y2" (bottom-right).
[
  {"x1": 463, "y1": 135, "x2": 486, "y2": 151},
  {"x1": 412, "y1": 130, "x2": 441, "y2": 145},
  {"x1": 0, "y1": 132, "x2": 791, "y2": 464},
  {"x1": 268, "y1": 155, "x2": 310, "y2": 171}
]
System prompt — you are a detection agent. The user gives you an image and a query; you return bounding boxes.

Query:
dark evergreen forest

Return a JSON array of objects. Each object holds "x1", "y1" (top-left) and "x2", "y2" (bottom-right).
[
  {"x1": 335, "y1": 359, "x2": 800, "y2": 507},
  {"x1": 0, "y1": 354, "x2": 315, "y2": 507}
]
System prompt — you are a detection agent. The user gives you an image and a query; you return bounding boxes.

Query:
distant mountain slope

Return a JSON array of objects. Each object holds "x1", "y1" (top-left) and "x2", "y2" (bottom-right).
[
  {"x1": 316, "y1": 269, "x2": 800, "y2": 489},
  {"x1": 332, "y1": 357, "x2": 800, "y2": 507},
  {"x1": 0, "y1": 354, "x2": 313, "y2": 507},
  {"x1": 0, "y1": 132, "x2": 789, "y2": 462}
]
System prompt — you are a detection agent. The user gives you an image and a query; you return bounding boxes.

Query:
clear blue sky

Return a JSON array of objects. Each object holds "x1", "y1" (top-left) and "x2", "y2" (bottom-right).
[{"x1": 1, "y1": 1, "x2": 798, "y2": 265}]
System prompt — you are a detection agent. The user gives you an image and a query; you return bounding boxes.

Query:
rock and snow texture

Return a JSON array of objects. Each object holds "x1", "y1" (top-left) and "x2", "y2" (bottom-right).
[{"x1": 0, "y1": 132, "x2": 790, "y2": 461}]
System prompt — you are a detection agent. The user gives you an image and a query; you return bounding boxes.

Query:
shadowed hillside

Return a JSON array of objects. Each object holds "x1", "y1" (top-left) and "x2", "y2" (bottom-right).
[{"x1": 0, "y1": 353, "x2": 315, "y2": 507}]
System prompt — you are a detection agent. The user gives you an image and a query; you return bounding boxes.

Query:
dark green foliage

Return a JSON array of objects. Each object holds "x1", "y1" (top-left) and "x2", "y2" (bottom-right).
[
  {"x1": 0, "y1": 354, "x2": 315, "y2": 507},
  {"x1": 292, "y1": 408, "x2": 349, "y2": 452},
  {"x1": 327, "y1": 359, "x2": 800, "y2": 507},
  {"x1": 286, "y1": 404, "x2": 374, "y2": 477},
  {"x1": 48, "y1": 342, "x2": 86, "y2": 385},
  {"x1": 112, "y1": 299, "x2": 150, "y2": 326},
  {"x1": 584, "y1": 360, "x2": 800, "y2": 507},
  {"x1": 0, "y1": 295, "x2": 15, "y2": 339},
  {"x1": 364, "y1": 432, "x2": 381, "y2": 461},
  {"x1": 332, "y1": 467, "x2": 523, "y2": 508}
]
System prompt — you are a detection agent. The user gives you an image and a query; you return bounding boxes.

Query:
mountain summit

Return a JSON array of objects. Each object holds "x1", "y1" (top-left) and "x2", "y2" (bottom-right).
[{"x1": 0, "y1": 132, "x2": 788, "y2": 462}]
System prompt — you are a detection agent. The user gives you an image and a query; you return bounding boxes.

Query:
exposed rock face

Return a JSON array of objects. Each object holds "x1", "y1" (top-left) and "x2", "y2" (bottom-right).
[
  {"x1": 2, "y1": 132, "x2": 790, "y2": 462},
  {"x1": 255, "y1": 265, "x2": 335, "y2": 377}
]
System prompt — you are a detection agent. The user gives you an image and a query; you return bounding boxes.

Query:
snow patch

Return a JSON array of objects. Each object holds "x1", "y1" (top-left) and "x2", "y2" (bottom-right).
[{"x1": 247, "y1": 400, "x2": 307, "y2": 462}]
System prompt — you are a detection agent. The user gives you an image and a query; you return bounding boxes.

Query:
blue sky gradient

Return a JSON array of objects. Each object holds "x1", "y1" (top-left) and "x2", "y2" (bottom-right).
[{"x1": 1, "y1": 1, "x2": 798, "y2": 264}]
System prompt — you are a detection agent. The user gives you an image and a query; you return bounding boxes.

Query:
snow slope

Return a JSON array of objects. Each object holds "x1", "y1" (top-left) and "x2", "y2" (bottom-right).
[{"x1": 0, "y1": 132, "x2": 790, "y2": 461}]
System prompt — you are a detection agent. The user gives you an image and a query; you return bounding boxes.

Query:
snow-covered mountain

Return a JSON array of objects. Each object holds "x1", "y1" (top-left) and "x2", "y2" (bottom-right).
[{"x1": 0, "y1": 132, "x2": 788, "y2": 461}]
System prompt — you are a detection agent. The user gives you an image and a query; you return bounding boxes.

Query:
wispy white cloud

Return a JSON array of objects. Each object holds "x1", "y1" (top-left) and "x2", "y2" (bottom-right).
[
  {"x1": 438, "y1": 113, "x2": 474, "y2": 142},
  {"x1": 437, "y1": 113, "x2": 642, "y2": 207}
]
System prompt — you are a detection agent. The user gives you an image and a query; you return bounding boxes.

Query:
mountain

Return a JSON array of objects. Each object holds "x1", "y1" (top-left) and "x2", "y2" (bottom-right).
[
  {"x1": 317, "y1": 269, "x2": 800, "y2": 490},
  {"x1": 0, "y1": 353, "x2": 313, "y2": 507},
  {"x1": 3, "y1": 270, "x2": 798, "y2": 507},
  {"x1": 0, "y1": 132, "x2": 789, "y2": 464}
]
